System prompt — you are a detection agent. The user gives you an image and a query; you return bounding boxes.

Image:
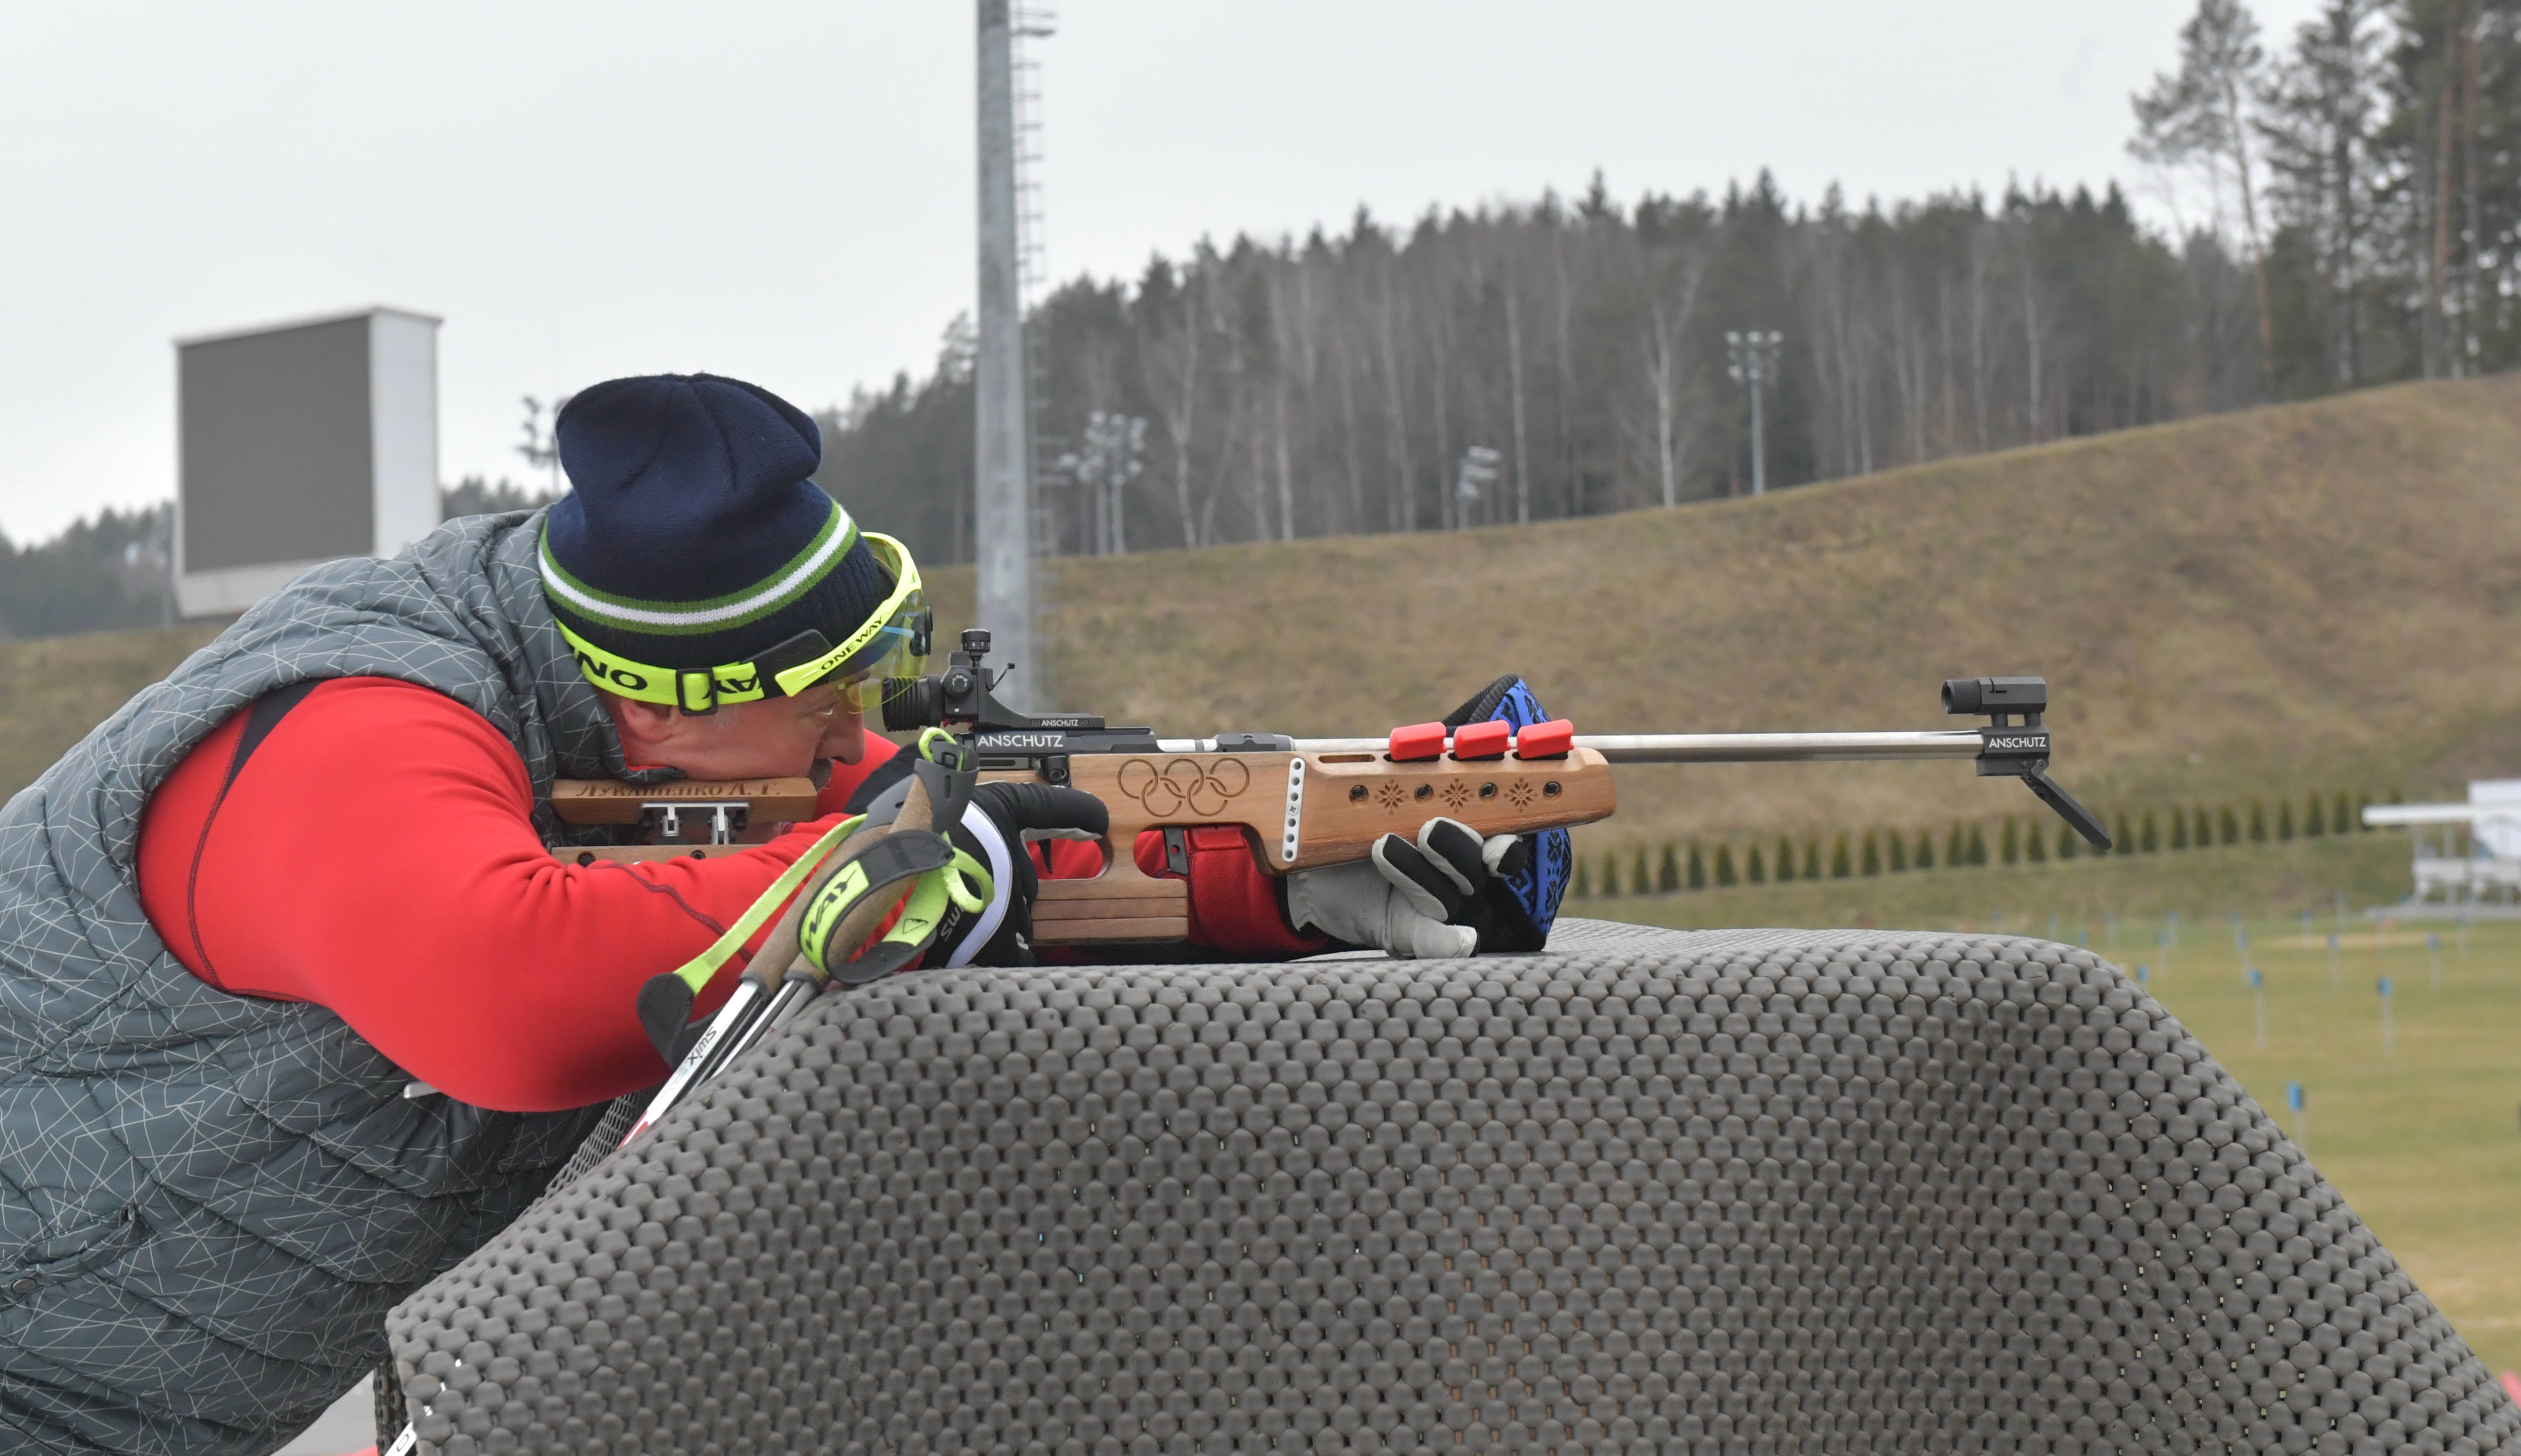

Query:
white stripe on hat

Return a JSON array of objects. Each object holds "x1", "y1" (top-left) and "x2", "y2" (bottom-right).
[{"x1": 539, "y1": 507, "x2": 857, "y2": 630}]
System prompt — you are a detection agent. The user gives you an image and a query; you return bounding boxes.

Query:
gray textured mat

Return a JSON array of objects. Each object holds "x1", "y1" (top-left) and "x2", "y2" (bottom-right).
[{"x1": 386, "y1": 923, "x2": 2521, "y2": 1455}]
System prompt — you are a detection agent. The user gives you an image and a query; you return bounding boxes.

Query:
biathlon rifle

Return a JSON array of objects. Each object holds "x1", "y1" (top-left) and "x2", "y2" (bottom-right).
[
  {"x1": 542, "y1": 630, "x2": 2110, "y2": 943},
  {"x1": 864, "y1": 629, "x2": 2112, "y2": 946}
]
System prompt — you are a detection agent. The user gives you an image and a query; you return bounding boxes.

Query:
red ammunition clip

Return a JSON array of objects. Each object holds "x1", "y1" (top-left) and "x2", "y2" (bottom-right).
[
  {"x1": 1450, "y1": 720, "x2": 1511, "y2": 760},
  {"x1": 1389, "y1": 722, "x2": 1447, "y2": 761},
  {"x1": 1512, "y1": 720, "x2": 1574, "y2": 759}
]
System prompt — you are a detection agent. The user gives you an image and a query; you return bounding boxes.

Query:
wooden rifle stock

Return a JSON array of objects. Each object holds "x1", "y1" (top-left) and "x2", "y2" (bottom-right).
[
  {"x1": 542, "y1": 749, "x2": 1617, "y2": 945},
  {"x1": 1012, "y1": 728, "x2": 1979, "y2": 943},
  {"x1": 1017, "y1": 744, "x2": 1616, "y2": 944}
]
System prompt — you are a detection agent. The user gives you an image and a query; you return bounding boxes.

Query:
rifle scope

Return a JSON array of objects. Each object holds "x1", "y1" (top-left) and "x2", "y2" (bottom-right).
[
  {"x1": 879, "y1": 629, "x2": 999, "y2": 731},
  {"x1": 878, "y1": 676, "x2": 942, "y2": 733},
  {"x1": 1941, "y1": 676, "x2": 2047, "y2": 719}
]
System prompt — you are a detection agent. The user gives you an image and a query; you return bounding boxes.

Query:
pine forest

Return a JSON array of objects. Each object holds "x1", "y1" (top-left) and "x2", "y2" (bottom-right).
[{"x1": 821, "y1": 0, "x2": 2521, "y2": 565}]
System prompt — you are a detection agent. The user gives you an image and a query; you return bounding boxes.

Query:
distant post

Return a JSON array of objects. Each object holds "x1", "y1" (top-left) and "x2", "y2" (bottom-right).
[
  {"x1": 2426, "y1": 932, "x2": 2441, "y2": 991},
  {"x1": 2249, "y1": 968, "x2": 2265, "y2": 1048},
  {"x1": 1454, "y1": 446, "x2": 1501, "y2": 527},
  {"x1": 2378, "y1": 976, "x2": 2395, "y2": 1057},
  {"x1": 2287, "y1": 1081, "x2": 2308, "y2": 1153},
  {"x1": 2327, "y1": 932, "x2": 2341, "y2": 990},
  {"x1": 1724, "y1": 330, "x2": 1784, "y2": 496}
]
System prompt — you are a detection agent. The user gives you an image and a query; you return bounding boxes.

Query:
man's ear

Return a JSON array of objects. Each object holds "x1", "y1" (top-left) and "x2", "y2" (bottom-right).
[{"x1": 603, "y1": 693, "x2": 688, "y2": 759}]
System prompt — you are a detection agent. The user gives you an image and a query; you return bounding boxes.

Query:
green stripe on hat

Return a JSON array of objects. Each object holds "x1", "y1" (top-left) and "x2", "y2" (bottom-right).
[{"x1": 537, "y1": 500, "x2": 858, "y2": 637}]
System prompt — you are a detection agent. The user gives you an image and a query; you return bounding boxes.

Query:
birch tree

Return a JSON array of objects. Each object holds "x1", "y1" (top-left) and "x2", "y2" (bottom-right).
[{"x1": 2133, "y1": 0, "x2": 2277, "y2": 385}]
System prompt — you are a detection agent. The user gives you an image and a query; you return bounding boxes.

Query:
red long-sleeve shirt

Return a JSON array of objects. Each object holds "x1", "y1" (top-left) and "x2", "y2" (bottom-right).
[
  {"x1": 135, "y1": 677, "x2": 1314, "y2": 1113},
  {"x1": 135, "y1": 679, "x2": 887, "y2": 1112}
]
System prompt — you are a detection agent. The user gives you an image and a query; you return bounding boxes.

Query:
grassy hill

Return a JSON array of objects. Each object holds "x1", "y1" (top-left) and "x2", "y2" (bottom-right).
[
  {"x1": 926, "y1": 372, "x2": 2521, "y2": 859},
  {"x1": 0, "y1": 624, "x2": 218, "y2": 799},
  {"x1": 11, "y1": 376, "x2": 2521, "y2": 865}
]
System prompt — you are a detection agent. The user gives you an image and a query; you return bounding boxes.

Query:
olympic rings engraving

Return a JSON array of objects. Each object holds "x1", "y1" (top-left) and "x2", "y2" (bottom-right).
[{"x1": 1114, "y1": 756, "x2": 1251, "y2": 818}]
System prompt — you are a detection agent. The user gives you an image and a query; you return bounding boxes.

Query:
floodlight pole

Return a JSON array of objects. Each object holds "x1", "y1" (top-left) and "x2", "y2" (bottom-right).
[
  {"x1": 1750, "y1": 365, "x2": 1767, "y2": 497},
  {"x1": 1726, "y1": 329, "x2": 1784, "y2": 497},
  {"x1": 1454, "y1": 445, "x2": 1500, "y2": 529},
  {"x1": 1112, "y1": 415, "x2": 1145, "y2": 555},
  {"x1": 974, "y1": 0, "x2": 1035, "y2": 708}
]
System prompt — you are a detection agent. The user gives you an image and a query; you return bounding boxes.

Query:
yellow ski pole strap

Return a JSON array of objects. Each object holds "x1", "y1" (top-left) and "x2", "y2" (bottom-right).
[
  {"x1": 882, "y1": 867, "x2": 957, "y2": 961},
  {"x1": 945, "y1": 846, "x2": 992, "y2": 914},
  {"x1": 881, "y1": 847, "x2": 995, "y2": 955},
  {"x1": 664, "y1": 814, "x2": 864, "y2": 995}
]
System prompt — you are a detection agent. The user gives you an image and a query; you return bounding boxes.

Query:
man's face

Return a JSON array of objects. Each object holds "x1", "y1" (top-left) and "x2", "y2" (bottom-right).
[{"x1": 606, "y1": 683, "x2": 868, "y2": 780}]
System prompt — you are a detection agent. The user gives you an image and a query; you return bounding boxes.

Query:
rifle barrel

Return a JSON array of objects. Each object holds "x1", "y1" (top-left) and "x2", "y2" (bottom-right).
[
  {"x1": 1160, "y1": 729, "x2": 1988, "y2": 765},
  {"x1": 1569, "y1": 730, "x2": 1984, "y2": 764}
]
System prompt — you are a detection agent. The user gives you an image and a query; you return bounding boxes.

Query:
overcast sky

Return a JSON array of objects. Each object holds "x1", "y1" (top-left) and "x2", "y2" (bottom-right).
[{"x1": 0, "y1": 0, "x2": 2327, "y2": 543}]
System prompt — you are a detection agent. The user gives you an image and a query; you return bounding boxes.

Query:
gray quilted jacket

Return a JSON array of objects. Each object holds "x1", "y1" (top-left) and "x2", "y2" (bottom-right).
[{"x1": 0, "y1": 512, "x2": 630, "y2": 1453}]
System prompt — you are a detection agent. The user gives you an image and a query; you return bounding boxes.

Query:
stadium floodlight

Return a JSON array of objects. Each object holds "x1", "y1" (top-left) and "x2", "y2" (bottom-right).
[
  {"x1": 1724, "y1": 329, "x2": 1785, "y2": 497},
  {"x1": 1455, "y1": 445, "x2": 1501, "y2": 523},
  {"x1": 173, "y1": 306, "x2": 440, "y2": 617},
  {"x1": 1054, "y1": 411, "x2": 1147, "y2": 556}
]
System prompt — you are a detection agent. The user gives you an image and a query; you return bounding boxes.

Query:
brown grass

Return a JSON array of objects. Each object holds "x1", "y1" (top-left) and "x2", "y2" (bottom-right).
[{"x1": 0, "y1": 626, "x2": 220, "y2": 800}]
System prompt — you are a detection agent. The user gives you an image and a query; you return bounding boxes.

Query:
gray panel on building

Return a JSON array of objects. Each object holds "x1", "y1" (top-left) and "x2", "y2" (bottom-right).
[{"x1": 178, "y1": 316, "x2": 374, "y2": 573}]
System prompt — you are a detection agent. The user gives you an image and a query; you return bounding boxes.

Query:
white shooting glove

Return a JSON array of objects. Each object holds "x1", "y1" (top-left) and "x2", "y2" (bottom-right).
[{"x1": 1285, "y1": 817, "x2": 1526, "y2": 959}]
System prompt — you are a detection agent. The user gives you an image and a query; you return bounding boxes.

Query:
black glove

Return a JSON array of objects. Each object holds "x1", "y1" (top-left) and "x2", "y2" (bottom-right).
[{"x1": 856, "y1": 774, "x2": 1108, "y2": 968}]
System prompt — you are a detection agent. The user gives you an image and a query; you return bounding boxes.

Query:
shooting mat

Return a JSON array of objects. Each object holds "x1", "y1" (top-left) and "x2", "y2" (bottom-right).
[{"x1": 384, "y1": 923, "x2": 2521, "y2": 1455}]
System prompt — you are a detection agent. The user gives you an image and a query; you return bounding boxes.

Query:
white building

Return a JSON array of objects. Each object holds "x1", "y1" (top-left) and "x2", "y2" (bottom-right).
[{"x1": 2361, "y1": 781, "x2": 2521, "y2": 913}]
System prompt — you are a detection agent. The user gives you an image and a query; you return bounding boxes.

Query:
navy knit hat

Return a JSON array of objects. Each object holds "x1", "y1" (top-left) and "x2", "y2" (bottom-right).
[{"x1": 538, "y1": 374, "x2": 904, "y2": 705}]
